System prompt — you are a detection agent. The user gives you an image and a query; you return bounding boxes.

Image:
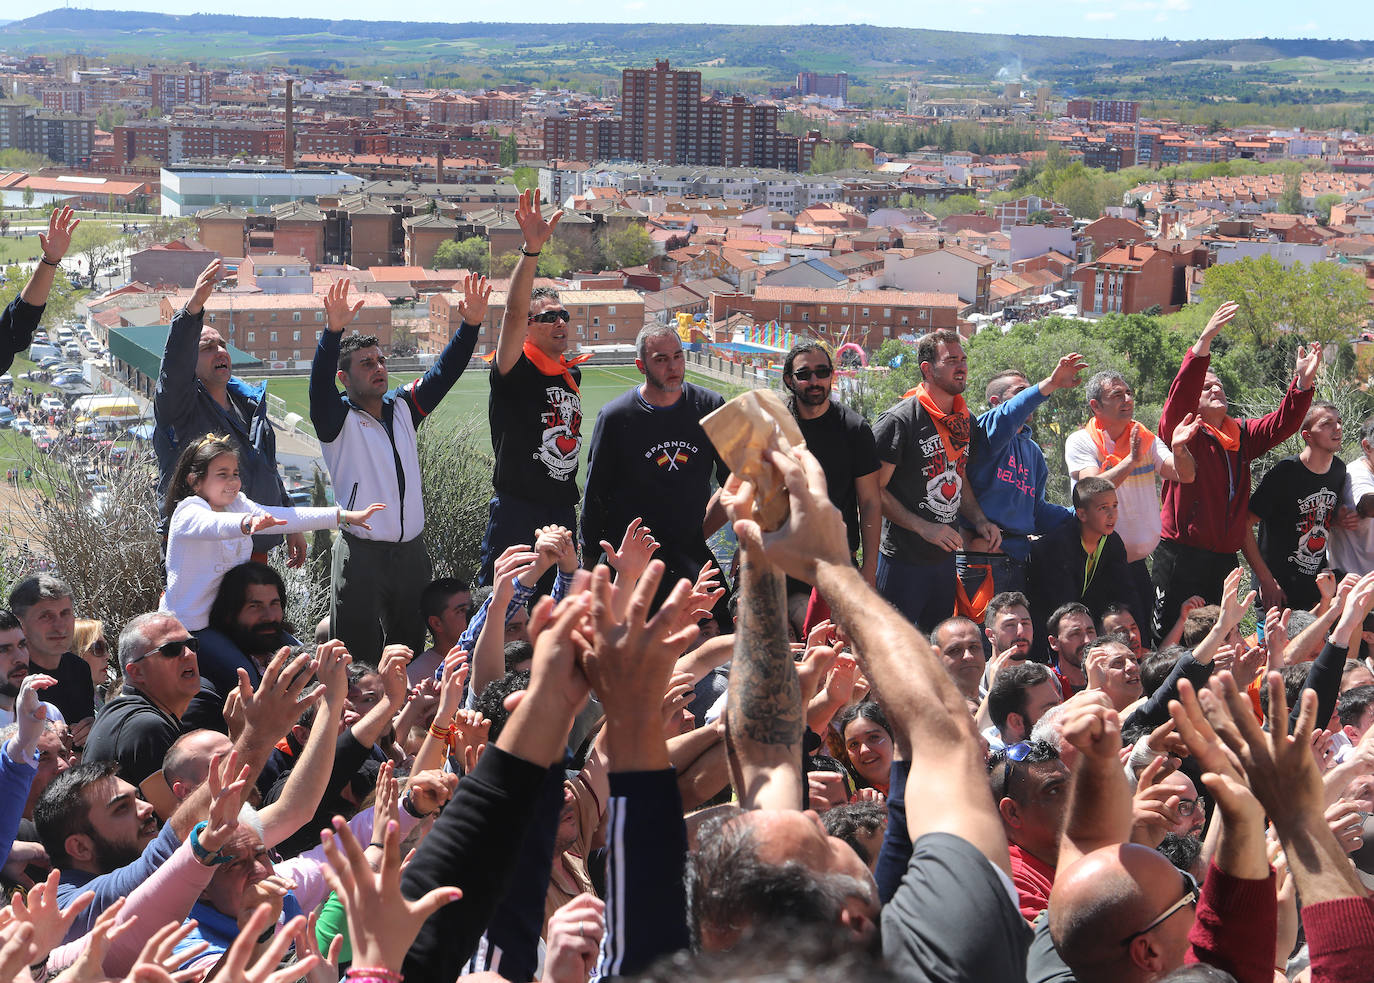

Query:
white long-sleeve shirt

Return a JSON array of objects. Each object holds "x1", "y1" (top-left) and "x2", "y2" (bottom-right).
[{"x1": 161, "y1": 492, "x2": 338, "y2": 630}]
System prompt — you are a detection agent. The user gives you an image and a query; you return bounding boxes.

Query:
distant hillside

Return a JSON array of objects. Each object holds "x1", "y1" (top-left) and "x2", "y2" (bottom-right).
[{"x1": 5, "y1": 9, "x2": 1374, "y2": 104}]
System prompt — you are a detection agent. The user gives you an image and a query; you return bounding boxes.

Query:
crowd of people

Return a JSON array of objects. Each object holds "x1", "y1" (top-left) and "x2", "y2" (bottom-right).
[{"x1": 0, "y1": 192, "x2": 1371, "y2": 982}]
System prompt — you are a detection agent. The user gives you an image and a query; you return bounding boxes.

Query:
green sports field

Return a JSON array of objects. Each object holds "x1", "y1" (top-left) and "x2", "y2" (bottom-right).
[{"x1": 245, "y1": 365, "x2": 746, "y2": 472}]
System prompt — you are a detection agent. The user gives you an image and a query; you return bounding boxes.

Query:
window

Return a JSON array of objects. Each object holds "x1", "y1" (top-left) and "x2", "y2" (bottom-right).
[
  {"x1": 592, "y1": 316, "x2": 599, "y2": 325},
  {"x1": 292, "y1": 312, "x2": 301, "y2": 322},
  {"x1": 884, "y1": 308, "x2": 892, "y2": 317},
  {"x1": 207, "y1": 313, "x2": 216, "y2": 322},
  {"x1": 918, "y1": 310, "x2": 928, "y2": 320},
  {"x1": 819, "y1": 305, "x2": 828, "y2": 315},
  {"x1": 270, "y1": 351, "x2": 277, "y2": 360},
  {"x1": 862, "y1": 307, "x2": 869, "y2": 317},
  {"x1": 270, "y1": 332, "x2": 278, "y2": 342},
  {"x1": 608, "y1": 305, "x2": 616, "y2": 314},
  {"x1": 293, "y1": 330, "x2": 300, "y2": 341},
  {"x1": 801, "y1": 312, "x2": 809, "y2": 322},
  {"x1": 608, "y1": 325, "x2": 615, "y2": 333},
  {"x1": 841, "y1": 307, "x2": 849, "y2": 316},
  {"x1": 246, "y1": 331, "x2": 255, "y2": 342},
  {"x1": 315, "y1": 312, "x2": 324, "y2": 322},
  {"x1": 783, "y1": 305, "x2": 792, "y2": 315}
]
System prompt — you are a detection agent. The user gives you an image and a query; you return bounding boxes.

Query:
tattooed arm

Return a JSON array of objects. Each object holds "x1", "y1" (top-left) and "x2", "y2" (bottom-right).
[
  {"x1": 724, "y1": 447, "x2": 1010, "y2": 874},
  {"x1": 724, "y1": 545, "x2": 804, "y2": 811}
]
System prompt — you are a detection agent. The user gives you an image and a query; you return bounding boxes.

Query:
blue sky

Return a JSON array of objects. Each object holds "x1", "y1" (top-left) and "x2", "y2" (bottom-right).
[{"x1": 2, "y1": 0, "x2": 1369, "y2": 37}]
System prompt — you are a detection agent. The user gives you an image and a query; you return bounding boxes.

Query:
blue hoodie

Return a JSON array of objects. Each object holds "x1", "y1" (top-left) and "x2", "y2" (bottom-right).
[{"x1": 967, "y1": 384, "x2": 1072, "y2": 561}]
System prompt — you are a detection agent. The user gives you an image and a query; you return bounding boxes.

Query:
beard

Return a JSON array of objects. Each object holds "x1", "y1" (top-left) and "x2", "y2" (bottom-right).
[
  {"x1": 788, "y1": 381, "x2": 830, "y2": 407},
  {"x1": 0, "y1": 681, "x2": 18, "y2": 699},
  {"x1": 227, "y1": 620, "x2": 286, "y2": 658},
  {"x1": 91, "y1": 833, "x2": 143, "y2": 872}
]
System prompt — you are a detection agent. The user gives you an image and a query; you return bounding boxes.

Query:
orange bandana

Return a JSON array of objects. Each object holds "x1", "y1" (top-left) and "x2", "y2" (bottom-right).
[
  {"x1": 955, "y1": 561, "x2": 996, "y2": 623},
  {"x1": 903, "y1": 383, "x2": 972, "y2": 467},
  {"x1": 482, "y1": 340, "x2": 594, "y2": 392},
  {"x1": 1086, "y1": 418, "x2": 1156, "y2": 469},
  {"x1": 1199, "y1": 416, "x2": 1241, "y2": 452}
]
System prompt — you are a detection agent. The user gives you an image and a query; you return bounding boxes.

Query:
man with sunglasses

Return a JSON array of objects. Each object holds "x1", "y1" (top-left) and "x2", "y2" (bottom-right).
[
  {"x1": 483, "y1": 188, "x2": 585, "y2": 588},
  {"x1": 84, "y1": 613, "x2": 203, "y2": 787},
  {"x1": 782, "y1": 342, "x2": 881, "y2": 587},
  {"x1": 987, "y1": 739, "x2": 1069, "y2": 923}
]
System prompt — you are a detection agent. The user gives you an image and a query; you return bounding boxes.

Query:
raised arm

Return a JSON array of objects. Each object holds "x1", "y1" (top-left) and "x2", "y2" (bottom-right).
[
  {"x1": 309, "y1": 277, "x2": 363, "y2": 441},
  {"x1": 723, "y1": 446, "x2": 1008, "y2": 871},
  {"x1": 404, "y1": 273, "x2": 486, "y2": 423},
  {"x1": 18, "y1": 206, "x2": 78, "y2": 310},
  {"x1": 723, "y1": 533, "x2": 803, "y2": 811},
  {"x1": 495, "y1": 189, "x2": 562, "y2": 375},
  {"x1": 259, "y1": 641, "x2": 348, "y2": 848}
]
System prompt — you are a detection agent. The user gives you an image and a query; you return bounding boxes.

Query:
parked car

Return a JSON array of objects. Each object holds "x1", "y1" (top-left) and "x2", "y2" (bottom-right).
[
  {"x1": 13, "y1": 418, "x2": 32, "y2": 435},
  {"x1": 37, "y1": 356, "x2": 65, "y2": 370},
  {"x1": 40, "y1": 396, "x2": 64, "y2": 413},
  {"x1": 0, "y1": 408, "x2": 14, "y2": 428}
]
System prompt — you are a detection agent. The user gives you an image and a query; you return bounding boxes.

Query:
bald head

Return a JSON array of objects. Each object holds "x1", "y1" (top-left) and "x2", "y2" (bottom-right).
[
  {"x1": 162, "y1": 729, "x2": 233, "y2": 801},
  {"x1": 1049, "y1": 844, "x2": 1193, "y2": 983}
]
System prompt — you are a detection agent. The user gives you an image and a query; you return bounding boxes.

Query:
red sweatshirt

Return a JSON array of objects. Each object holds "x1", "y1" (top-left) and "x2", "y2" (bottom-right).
[
  {"x1": 1303, "y1": 894, "x2": 1374, "y2": 983},
  {"x1": 1186, "y1": 864, "x2": 1277, "y2": 983},
  {"x1": 1158, "y1": 349, "x2": 1311, "y2": 555}
]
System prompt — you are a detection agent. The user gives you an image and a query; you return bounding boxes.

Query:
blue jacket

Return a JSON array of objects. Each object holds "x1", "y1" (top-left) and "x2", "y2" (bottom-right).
[
  {"x1": 967, "y1": 385, "x2": 1072, "y2": 562},
  {"x1": 0, "y1": 741, "x2": 36, "y2": 870},
  {"x1": 153, "y1": 307, "x2": 290, "y2": 551}
]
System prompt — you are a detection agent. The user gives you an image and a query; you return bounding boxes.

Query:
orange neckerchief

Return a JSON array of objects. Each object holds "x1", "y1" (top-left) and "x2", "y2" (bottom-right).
[
  {"x1": 902, "y1": 383, "x2": 972, "y2": 466},
  {"x1": 482, "y1": 341, "x2": 593, "y2": 392},
  {"x1": 1199, "y1": 416, "x2": 1242, "y2": 452},
  {"x1": 955, "y1": 561, "x2": 996, "y2": 623},
  {"x1": 1087, "y1": 418, "x2": 1156, "y2": 469}
]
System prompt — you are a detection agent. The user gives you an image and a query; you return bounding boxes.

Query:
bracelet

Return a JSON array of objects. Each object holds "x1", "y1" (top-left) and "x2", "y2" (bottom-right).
[
  {"x1": 337, "y1": 506, "x2": 345, "y2": 527},
  {"x1": 427, "y1": 722, "x2": 454, "y2": 745},
  {"x1": 345, "y1": 970, "x2": 402, "y2": 982},
  {"x1": 40, "y1": 255, "x2": 59, "y2": 267},
  {"x1": 256, "y1": 924, "x2": 276, "y2": 944},
  {"x1": 189, "y1": 820, "x2": 232, "y2": 866},
  {"x1": 521, "y1": 247, "x2": 540, "y2": 257},
  {"x1": 367, "y1": 841, "x2": 384, "y2": 850}
]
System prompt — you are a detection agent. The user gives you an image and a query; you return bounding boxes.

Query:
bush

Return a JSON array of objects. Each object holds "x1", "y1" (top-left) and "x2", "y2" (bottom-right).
[{"x1": 419, "y1": 415, "x2": 494, "y2": 585}]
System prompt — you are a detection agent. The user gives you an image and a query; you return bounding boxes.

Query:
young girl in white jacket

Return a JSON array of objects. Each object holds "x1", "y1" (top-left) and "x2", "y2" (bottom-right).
[{"x1": 160, "y1": 434, "x2": 383, "y2": 631}]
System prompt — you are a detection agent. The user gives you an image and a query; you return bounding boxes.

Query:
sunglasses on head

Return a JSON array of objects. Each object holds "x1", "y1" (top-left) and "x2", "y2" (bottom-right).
[
  {"x1": 992, "y1": 741, "x2": 1035, "y2": 800},
  {"x1": 791, "y1": 366, "x2": 833, "y2": 381},
  {"x1": 529, "y1": 309, "x2": 571, "y2": 323}
]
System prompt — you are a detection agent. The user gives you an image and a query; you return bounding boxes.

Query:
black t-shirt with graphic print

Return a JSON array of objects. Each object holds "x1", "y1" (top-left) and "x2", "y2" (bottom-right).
[
  {"x1": 1250, "y1": 454, "x2": 1346, "y2": 610},
  {"x1": 873, "y1": 394, "x2": 979, "y2": 566},
  {"x1": 580, "y1": 382, "x2": 727, "y2": 565},
  {"x1": 489, "y1": 352, "x2": 583, "y2": 507}
]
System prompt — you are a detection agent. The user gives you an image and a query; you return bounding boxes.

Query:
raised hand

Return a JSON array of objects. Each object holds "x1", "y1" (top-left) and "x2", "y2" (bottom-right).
[
  {"x1": 1202, "y1": 301, "x2": 1239, "y2": 342},
  {"x1": 378, "y1": 646, "x2": 413, "y2": 710},
  {"x1": 53, "y1": 897, "x2": 139, "y2": 983},
  {"x1": 198, "y1": 750, "x2": 250, "y2": 856},
  {"x1": 1045, "y1": 352, "x2": 1088, "y2": 392},
  {"x1": 1295, "y1": 342, "x2": 1323, "y2": 391},
  {"x1": 319, "y1": 817, "x2": 461, "y2": 973},
  {"x1": 513, "y1": 188, "x2": 563, "y2": 254},
  {"x1": 238, "y1": 647, "x2": 322, "y2": 744},
  {"x1": 1058, "y1": 690, "x2": 1122, "y2": 762},
  {"x1": 218, "y1": 904, "x2": 323, "y2": 983},
  {"x1": 11, "y1": 672, "x2": 56, "y2": 760},
  {"x1": 457, "y1": 272, "x2": 492, "y2": 326},
  {"x1": 323, "y1": 277, "x2": 365, "y2": 334},
  {"x1": 188, "y1": 258, "x2": 222, "y2": 314},
  {"x1": 1130, "y1": 755, "x2": 1181, "y2": 849},
  {"x1": 600, "y1": 517, "x2": 659, "y2": 582},
  {"x1": 1169, "y1": 412, "x2": 1204, "y2": 450},
  {"x1": 1217, "y1": 567, "x2": 1256, "y2": 637},
  {"x1": 39, "y1": 206, "x2": 79, "y2": 263},
  {"x1": 6, "y1": 872, "x2": 94, "y2": 972}
]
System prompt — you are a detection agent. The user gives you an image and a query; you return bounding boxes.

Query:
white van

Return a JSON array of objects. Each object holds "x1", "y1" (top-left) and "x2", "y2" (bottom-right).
[{"x1": 28, "y1": 343, "x2": 60, "y2": 361}]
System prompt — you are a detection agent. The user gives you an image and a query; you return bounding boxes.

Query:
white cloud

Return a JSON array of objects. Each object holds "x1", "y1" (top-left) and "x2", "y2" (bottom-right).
[{"x1": 1085, "y1": 9, "x2": 1118, "y2": 19}]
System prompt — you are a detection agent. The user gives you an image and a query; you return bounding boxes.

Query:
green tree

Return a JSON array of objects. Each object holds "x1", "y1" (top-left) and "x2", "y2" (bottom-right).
[
  {"x1": 1315, "y1": 193, "x2": 1343, "y2": 225},
  {"x1": 808, "y1": 145, "x2": 875, "y2": 175},
  {"x1": 1288, "y1": 261, "x2": 1369, "y2": 349},
  {"x1": 433, "y1": 235, "x2": 490, "y2": 274},
  {"x1": 511, "y1": 167, "x2": 537, "y2": 192},
  {"x1": 21, "y1": 188, "x2": 34, "y2": 209},
  {"x1": 499, "y1": 132, "x2": 518, "y2": 168},
  {"x1": 1277, "y1": 171, "x2": 1303, "y2": 215},
  {"x1": 70, "y1": 223, "x2": 121, "y2": 281},
  {"x1": 1198, "y1": 255, "x2": 1296, "y2": 349},
  {"x1": 597, "y1": 223, "x2": 652, "y2": 270}
]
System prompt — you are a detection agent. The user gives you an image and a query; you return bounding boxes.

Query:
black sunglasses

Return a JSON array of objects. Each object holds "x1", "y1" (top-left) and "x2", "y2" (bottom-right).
[
  {"x1": 791, "y1": 366, "x2": 833, "y2": 381},
  {"x1": 529, "y1": 309, "x2": 571, "y2": 323},
  {"x1": 135, "y1": 636, "x2": 199, "y2": 664}
]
